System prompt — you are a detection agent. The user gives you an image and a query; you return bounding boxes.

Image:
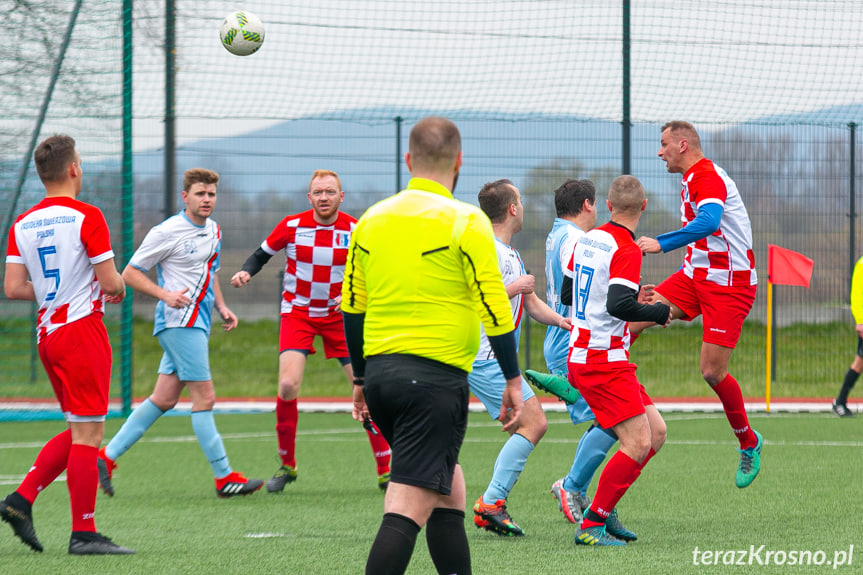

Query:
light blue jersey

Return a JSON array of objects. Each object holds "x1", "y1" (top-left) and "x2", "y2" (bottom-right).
[
  {"x1": 128, "y1": 211, "x2": 221, "y2": 336},
  {"x1": 543, "y1": 218, "x2": 584, "y2": 373},
  {"x1": 543, "y1": 218, "x2": 595, "y2": 425}
]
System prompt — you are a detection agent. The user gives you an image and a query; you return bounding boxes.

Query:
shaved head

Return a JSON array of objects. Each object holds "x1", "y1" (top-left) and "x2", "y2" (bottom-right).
[
  {"x1": 408, "y1": 116, "x2": 461, "y2": 173},
  {"x1": 607, "y1": 175, "x2": 645, "y2": 215}
]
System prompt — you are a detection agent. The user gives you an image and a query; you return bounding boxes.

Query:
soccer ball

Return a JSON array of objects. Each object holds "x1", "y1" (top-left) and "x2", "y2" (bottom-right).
[{"x1": 220, "y1": 11, "x2": 265, "y2": 56}]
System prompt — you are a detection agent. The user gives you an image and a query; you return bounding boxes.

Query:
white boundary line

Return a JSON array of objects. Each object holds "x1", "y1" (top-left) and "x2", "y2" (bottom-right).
[{"x1": 0, "y1": 399, "x2": 855, "y2": 415}]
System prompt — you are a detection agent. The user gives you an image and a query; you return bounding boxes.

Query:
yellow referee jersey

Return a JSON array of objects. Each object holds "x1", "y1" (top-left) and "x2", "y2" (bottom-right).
[
  {"x1": 342, "y1": 177, "x2": 515, "y2": 372},
  {"x1": 852, "y1": 255, "x2": 863, "y2": 325}
]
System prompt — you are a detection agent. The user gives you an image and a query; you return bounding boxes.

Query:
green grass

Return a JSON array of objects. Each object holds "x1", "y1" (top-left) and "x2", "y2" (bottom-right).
[
  {"x1": 1, "y1": 411, "x2": 861, "y2": 574},
  {"x1": 0, "y1": 316, "x2": 854, "y2": 400}
]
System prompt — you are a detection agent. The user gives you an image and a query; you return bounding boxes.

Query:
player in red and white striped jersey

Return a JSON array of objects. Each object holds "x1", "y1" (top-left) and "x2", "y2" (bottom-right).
[
  {"x1": 2, "y1": 135, "x2": 133, "y2": 554},
  {"x1": 566, "y1": 175, "x2": 671, "y2": 546},
  {"x1": 231, "y1": 170, "x2": 391, "y2": 491},
  {"x1": 636, "y1": 121, "x2": 762, "y2": 489}
]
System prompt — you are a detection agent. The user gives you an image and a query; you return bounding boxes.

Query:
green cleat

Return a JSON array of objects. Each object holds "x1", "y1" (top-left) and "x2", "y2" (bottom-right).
[
  {"x1": 574, "y1": 524, "x2": 626, "y2": 546},
  {"x1": 604, "y1": 508, "x2": 637, "y2": 542},
  {"x1": 524, "y1": 370, "x2": 581, "y2": 405},
  {"x1": 735, "y1": 430, "x2": 763, "y2": 488},
  {"x1": 377, "y1": 471, "x2": 391, "y2": 491}
]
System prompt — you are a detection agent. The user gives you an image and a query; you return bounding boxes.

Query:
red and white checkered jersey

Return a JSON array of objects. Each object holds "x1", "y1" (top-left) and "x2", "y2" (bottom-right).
[
  {"x1": 262, "y1": 209, "x2": 356, "y2": 318},
  {"x1": 567, "y1": 222, "x2": 641, "y2": 365},
  {"x1": 679, "y1": 158, "x2": 757, "y2": 287},
  {"x1": 6, "y1": 196, "x2": 115, "y2": 343}
]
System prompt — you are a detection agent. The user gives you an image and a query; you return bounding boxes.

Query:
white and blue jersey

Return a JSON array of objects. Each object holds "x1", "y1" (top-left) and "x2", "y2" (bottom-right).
[
  {"x1": 128, "y1": 211, "x2": 221, "y2": 336},
  {"x1": 543, "y1": 218, "x2": 595, "y2": 425},
  {"x1": 469, "y1": 238, "x2": 535, "y2": 419},
  {"x1": 543, "y1": 218, "x2": 584, "y2": 373}
]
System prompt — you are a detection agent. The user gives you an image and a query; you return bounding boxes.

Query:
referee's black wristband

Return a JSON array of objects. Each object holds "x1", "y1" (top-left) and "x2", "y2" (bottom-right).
[{"x1": 353, "y1": 378, "x2": 365, "y2": 386}]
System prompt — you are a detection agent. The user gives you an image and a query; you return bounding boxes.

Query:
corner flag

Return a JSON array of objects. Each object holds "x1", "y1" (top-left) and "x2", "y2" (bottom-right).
[
  {"x1": 765, "y1": 244, "x2": 814, "y2": 412},
  {"x1": 768, "y1": 244, "x2": 814, "y2": 288}
]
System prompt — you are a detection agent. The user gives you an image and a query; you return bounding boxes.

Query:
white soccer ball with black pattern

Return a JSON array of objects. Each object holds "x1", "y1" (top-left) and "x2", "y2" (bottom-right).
[{"x1": 220, "y1": 10, "x2": 265, "y2": 56}]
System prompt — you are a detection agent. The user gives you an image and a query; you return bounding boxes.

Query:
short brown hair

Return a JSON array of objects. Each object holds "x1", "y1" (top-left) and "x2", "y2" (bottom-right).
[
  {"x1": 408, "y1": 116, "x2": 461, "y2": 173},
  {"x1": 607, "y1": 175, "x2": 645, "y2": 215},
  {"x1": 309, "y1": 169, "x2": 341, "y2": 192},
  {"x1": 661, "y1": 121, "x2": 701, "y2": 150},
  {"x1": 477, "y1": 179, "x2": 517, "y2": 223},
  {"x1": 34, "y1": 134, "x2": 77, "y2": 184},
  {"x1": 183, "y1": 168, "x2": 219, "y2": 192}
]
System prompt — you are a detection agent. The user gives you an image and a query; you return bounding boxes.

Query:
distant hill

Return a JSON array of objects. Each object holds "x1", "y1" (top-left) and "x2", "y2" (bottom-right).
[
  {"x1": 130, "y1": 104, "x2": 861, "y2": 215},
  {"x1": 132, "y1": 110, "x2": 678, "y2": 202}
]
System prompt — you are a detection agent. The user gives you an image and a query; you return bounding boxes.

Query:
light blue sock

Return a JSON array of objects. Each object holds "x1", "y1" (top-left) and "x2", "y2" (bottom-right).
[
  {"x1": 105, "y1": 398, "x2": 164, "y2": 461},
  {"x1": 191, "y1": 410, "x2": 232, "y2": 479},
  {"x1": 482, "y1": 433, "x2": 534, "y2": 504},
  {"x1": 563, "y1": 425, "x2": 617, "y2": 494}
]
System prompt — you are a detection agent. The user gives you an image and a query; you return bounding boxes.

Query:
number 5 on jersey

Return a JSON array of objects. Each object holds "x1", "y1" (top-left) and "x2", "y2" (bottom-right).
[{"x1": 38, "y1": 245, "x2": 60, "y2": 301}]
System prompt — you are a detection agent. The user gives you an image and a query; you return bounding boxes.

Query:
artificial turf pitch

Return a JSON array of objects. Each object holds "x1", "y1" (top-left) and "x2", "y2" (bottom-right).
[{"x1": 0, "y1": 410, "x2": 860, "y2": 574}]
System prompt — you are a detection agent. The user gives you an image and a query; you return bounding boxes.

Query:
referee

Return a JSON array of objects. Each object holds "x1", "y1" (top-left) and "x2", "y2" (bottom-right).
[{"x1": 342, "y1": 116, "x2": 523, "y2": 575}]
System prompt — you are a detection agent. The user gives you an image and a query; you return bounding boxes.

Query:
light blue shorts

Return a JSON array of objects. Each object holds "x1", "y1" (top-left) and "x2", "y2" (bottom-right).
[
  {"x1": 156, "y1": 327, "x2": 211, "y2": 382},
  {"x1": 468, "y1": 360, "x2": 535, "y2": 420},
  {"x1": 549, "y1": 363, "x2": 596, "y2": 426}
]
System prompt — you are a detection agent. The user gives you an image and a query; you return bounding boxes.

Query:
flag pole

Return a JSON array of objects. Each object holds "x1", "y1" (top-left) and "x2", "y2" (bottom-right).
[{"x1": 765, "y1": 280, "x2": 773, "y2": 413}]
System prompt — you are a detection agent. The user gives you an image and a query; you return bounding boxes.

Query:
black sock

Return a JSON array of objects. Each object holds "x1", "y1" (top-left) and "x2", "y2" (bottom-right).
[
  {"x1": 365, "y1": 513, "x2": 420, "y2": 575},
  {"x1": 584, "y1": 508, "x2": 607, "y2": 525},
  {"x1": 426, "y1": 508, "x2": 471, "y2": 575},
  {"x1": 837, "y1": 369, "x2": 860, "y2": 405}
]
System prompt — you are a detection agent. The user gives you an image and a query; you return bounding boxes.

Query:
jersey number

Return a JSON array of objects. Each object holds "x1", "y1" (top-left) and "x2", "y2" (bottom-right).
[
  {"x1": 573, "y1": 264, "x2": 594, "y2": 321},
  {"x1": 38, "y1": 246, "x2": 60, "y2": 301}
]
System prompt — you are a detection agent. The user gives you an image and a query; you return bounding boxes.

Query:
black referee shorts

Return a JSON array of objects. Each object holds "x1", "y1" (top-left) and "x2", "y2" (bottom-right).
[{"x1": 364, "y1": 354, "x2": 469, "y2": 496}]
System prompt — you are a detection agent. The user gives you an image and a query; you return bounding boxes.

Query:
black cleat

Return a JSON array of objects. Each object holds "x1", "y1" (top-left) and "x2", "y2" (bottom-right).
[
  {"x1": 68, "y1": 531, "x2": 135, "y2": 555},
  {"x1": 216, "y1": 471, "x2": 264, "y2": 498},
  {"x1": 0, "y1": 495, "x2": 42, "y2": 552}
]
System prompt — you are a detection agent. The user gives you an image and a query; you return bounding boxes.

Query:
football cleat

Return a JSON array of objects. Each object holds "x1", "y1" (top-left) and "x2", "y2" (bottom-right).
[
  {"x1": 604, "y1": 508, "x2": 637, "y2": 542},
  {"x1": 550, "y1": 478, "x2": 590, "y2": 524},
  {"x1": 832, "y1": 400, "x2": 854, "y2": 417},
  {"x1": 524, "y1": 370, "x2": 581, "y2": 405},
  {"x1": 0, "y1": 495, "x2": 42, "y2": 552},
  {"x1": 735, "y1": 430, "x2": 763, "y2": 488},
  {"x1": 216, "y1": 471, "x2": 264, "y2": 498},
  {"x1": 377, "y1": 471, "x2": 391, "y2": 491},
  {"x1": 68, "y1": 531, "x2": 135, "y2": 555},
  {"x1": 473, "y1": 497, "x2": 524, "y2": 537},
  {"x1": 265, "y1": 465, "x2": 298, "y2": 493},
  {"x1": 574, "y1": 523, "x2": 627, "y2": 546},
  {"x1": 97, "y1": 447, "x2": 116, "y2": 497}
]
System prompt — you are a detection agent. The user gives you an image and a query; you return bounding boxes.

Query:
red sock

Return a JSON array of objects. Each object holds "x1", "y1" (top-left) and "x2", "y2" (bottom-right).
[
  {"x1": 638, "y1": 447, "x2": 656, "y2": 470},
  {"x1": 582, "y1": 451, "x2": 641, "y2": 528},
  {"x1": 365, "y1": 421, "x2": 391, "y2": 475},
  {"x1": 275, "y1": 397, "x2": 298, "y2": 468},
  {"x1": 66, "y1": 444, "x2": 98, "y2": 533},
  {"x1": 712, "y1": 373, "x2": 757, "y2": 449},
  {"x1": 17, "y1": 429, "x2": 72, "y2": 504}
]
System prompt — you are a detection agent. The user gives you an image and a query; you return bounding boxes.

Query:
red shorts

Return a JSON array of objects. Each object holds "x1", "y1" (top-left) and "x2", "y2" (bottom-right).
[
  {"x1": 656, "y1": 270, "x2": 756, "y2": 348},
  {"x1": 279, "y1": 312, "x2": 348, "y2": 358},
  {"x1": 568, "y1": 362, "x2": 652, "y2": 429},
  {"x1": 38, "y1": 314, "x2": 112, "y2": 418}
]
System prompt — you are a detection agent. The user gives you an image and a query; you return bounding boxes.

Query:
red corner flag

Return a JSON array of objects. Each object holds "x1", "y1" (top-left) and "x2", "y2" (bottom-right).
[{"x1": 767, "y1": 244, "x2": 814, "y2": 288}]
